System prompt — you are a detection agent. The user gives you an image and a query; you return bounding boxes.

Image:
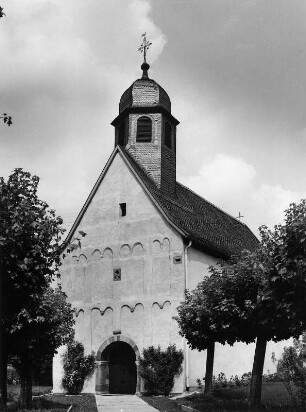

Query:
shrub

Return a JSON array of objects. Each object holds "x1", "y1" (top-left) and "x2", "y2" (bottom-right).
[
  {"x1": 7, "y1": 365, "x2": 20, "y2": 385},
  {"x1": 62, "y1": 341, "x2": 95, "y2": 394},
  {"x1": 277, "y1": 337, "x2": 306, "y2": 410},
  {"x1": 139, "y1": 344, "x2": 183, "y2": 396},
  {"x1": 212, "y1": 372, "x2": 228, "y2": 390},
  {"x1": 199, "y1": 370, "x2": 279, "y2": 393},
  {"x1": 196, "y1": 378, "x2": 203, "y2": 389},
  {"x1": 240, "y1": 371, "x2": 252, "y2": 386}
]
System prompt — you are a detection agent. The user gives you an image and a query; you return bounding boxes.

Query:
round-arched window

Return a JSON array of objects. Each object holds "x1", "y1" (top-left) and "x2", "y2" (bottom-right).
[{"x1": 136, "y1": 116, "x2": 152, "y2": 142}]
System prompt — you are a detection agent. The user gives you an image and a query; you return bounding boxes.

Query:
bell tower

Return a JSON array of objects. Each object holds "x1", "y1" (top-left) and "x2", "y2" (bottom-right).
[{"x1": 111, "y1": 34, "x2": 179, "y2": 197}]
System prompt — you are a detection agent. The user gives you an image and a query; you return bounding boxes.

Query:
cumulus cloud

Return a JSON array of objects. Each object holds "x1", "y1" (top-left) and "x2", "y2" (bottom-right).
[
  {"x1": 1, "y1": 0, "x2": 305, "y2": 235},
  {"x1": 0, "y1": 0, "x2": 166, "y2": 226},
  {"x1": 179, "y1": 153, "x2": 306, "y2": 235}
]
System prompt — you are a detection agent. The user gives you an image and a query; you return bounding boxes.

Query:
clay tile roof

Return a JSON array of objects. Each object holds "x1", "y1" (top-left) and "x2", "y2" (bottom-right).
[{"x1": 121, "y1": 149, "x2": 259, "y2": 259}]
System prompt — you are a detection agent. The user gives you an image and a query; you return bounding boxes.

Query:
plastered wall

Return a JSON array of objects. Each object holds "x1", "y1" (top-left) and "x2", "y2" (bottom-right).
[{"x1": 53, "y1": 152, "x2": 186, "y2": 393}]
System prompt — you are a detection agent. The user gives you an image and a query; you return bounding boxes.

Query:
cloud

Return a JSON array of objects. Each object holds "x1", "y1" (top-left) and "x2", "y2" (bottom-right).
[
  {"x1": 0, "y1": 0, "x2": 166, "y2": 227},
  {"x1": 179, "y1": 153, "x2": 306, "y2": 234}
]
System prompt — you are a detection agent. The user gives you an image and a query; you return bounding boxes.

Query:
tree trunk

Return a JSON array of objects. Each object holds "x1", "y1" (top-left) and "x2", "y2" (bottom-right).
[
  {"x1": 0, "y1": 329, "x2": 8, "y2": 407},
  {"x1": 249, "y1": 336, "x2": 267, "y2": 412},
  {"x1": 204, "y1": 341, "x2": 215, "y2": 396},
  {"x1": 19, "y1": 356, "x2": 33, "y2": 409}
]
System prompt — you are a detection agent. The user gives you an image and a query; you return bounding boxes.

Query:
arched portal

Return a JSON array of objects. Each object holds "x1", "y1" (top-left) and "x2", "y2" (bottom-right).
[{"x1": 95, "y1": 336, "x2": 140, "y2": 394}]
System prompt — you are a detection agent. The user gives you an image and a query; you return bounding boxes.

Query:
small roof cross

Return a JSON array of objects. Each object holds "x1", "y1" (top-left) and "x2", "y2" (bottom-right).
[
  {"x1": 236, "y1": 212, "x2": 244, "y2": 221},
  {"x1": 138, "y1": 32, "x2": 152, "y2": 64}
]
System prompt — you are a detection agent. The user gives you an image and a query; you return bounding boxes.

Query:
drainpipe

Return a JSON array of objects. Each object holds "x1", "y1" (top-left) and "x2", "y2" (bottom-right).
[{"x1": 184, "y1": 239, "x2": 192, "y2": 391}]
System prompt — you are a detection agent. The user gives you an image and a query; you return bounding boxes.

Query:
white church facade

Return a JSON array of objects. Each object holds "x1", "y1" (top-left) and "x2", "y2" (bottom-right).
[{"x1": 52, "y1": 59, "x2": 282, "y2": 395}]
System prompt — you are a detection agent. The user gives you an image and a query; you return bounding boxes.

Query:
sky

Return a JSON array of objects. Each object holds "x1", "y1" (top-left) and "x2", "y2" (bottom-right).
[{"x1": 1, "y1": 0, "x2": 306, "y2": 236}]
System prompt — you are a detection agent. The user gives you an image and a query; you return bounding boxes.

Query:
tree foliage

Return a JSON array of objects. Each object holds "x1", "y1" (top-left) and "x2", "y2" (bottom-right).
[
  {"x1": 0, "y1": 169, "x2": 65, "y2": 329},
  {"x1": 277, "y1": 336, "x2": 306, "y2": 410},
  {"x1": 62, "y1": 341, "x2": 96, "y2": 395},
  {"x1": 176, "y1": 200, "x2": 306, "y2": 410},
  {"x1": 11, "y1": 287, "x2": 75, "y2": 368},
  {"x1": 139, "y1": 344, "x2": 184, "y2": 396},
  {"x1": 0, "y1": 169, "x2": 81, "y2": 408},
  {"x1": 0, "y1": 114, "x2": 12, "y2": 126}
]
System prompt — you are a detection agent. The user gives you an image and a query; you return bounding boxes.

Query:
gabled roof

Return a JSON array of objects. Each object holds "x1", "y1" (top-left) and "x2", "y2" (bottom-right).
[
  {"x1": 65, "y1": 146, "x2": 258, "y2": 259},
  {"x1": 121, "y1": 149, "x2": 259, "y2": 259}
]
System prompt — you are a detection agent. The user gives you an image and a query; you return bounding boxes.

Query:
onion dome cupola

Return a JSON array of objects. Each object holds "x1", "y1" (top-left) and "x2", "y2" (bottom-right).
[{"x1": 111, "y1": 34, "x2": 179, "y2": 196}]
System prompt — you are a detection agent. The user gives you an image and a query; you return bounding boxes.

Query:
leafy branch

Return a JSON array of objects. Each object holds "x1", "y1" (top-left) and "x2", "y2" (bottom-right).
[
  {"x1": 62, "y1": 231, "x2": 87, "y2": 258},
  {"x1": 0, "y1": 114, "x2": 12, "y2": 126}
]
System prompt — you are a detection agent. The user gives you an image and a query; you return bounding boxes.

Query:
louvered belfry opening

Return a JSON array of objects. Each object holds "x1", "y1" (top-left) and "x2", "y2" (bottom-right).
[{"x1": 136, "y1": 116, "x2": 152, "y2": 142}]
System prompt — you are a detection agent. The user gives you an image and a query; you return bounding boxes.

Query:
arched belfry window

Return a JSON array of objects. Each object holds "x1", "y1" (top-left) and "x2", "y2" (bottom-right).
[
  {"x1": 118, "y1": 122, "x2": 125, "y2": 147},
  {"x1": 165, "y1": 122, "x2": 172, "y2": 149},
  {"x1": 136, "y1": 116, "x2": 152, "y2": 142}
]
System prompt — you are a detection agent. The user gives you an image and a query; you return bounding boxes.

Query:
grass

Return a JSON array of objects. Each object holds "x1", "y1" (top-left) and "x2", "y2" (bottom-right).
[
  {"x1": 4, "y1": 386, "x2": 97, "y2": 412},
  {"x1": 7, "y1": 386, "x2": 52, "y2": 404},
  {"x1": 142, "y1": 396, "x2": 182, "y2": 412},
  {"x1": 4, "y1": 397, "x2": 66, "y2": 412},
  {"x1": 43, "y1": 394, "x2": 97, "y2": 412},
  {"x1": 142, "y1": 382, "x2": 302, "y2": 412},
  {"x1": 174, "y1": 382, "x2": 299, "y2": 411}
]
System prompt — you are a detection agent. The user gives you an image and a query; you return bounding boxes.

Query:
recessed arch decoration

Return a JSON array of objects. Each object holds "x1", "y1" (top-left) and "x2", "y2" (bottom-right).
[{"x1": 92, "y1": 249, "x2": 102, "y2": 260}]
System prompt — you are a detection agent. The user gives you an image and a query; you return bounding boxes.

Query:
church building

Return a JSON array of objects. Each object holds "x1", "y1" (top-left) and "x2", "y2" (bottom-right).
[{"x1": 53, "y1": 47, "x2": 259, "y2": 394}]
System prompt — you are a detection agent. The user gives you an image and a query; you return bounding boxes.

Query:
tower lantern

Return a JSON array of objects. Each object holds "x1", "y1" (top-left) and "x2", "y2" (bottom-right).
[{"x1": 111, "y1": 34, "x2": 179, "y2": 196}]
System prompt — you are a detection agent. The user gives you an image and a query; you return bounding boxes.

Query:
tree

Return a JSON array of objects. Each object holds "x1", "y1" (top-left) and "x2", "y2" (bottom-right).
[
  {"x1": 10, "y1": 287, "x2": 75, "y2": 407},
  {"x1": 277, "y1": 336, "x2": 306, "y2": 411},
  {"x1": 175, "y1": 255, "x2": 262, "y2": 396},
  {"x1": 175, "y1": 274, "x2": 233, "y2": 396},
  {"x1": 0, "y1": 6, "x2": 5, "y2": 18},
  {"x1": 0, "y1": 169, "x2": 66, "y2": 407},
  {"x1": 176, "y1": 200, "x2": 306, "y2": 411}
]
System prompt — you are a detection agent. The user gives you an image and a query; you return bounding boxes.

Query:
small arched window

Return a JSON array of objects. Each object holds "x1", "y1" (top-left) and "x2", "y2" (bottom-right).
[
  {"x1": 165, "y1": 122, "x2": 172, "y2": 149},
  {"x1": 136, "y1": 116, "x2": 152, "y2": 142},
  {"x1": 118, "y1": 122, "x2": 125, "y2": 147}
]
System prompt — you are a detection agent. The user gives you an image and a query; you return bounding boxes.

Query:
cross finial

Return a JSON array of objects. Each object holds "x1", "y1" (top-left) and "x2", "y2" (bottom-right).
[
  {"x1": 138, "y1": 33, "x2": 152, "y2": 79},
  {"x1": 236, "y1": 212, "x2": 244, "y2": 221},
  {"x1": 138, "y1": 32, "x2": 152, "y2": 63}
]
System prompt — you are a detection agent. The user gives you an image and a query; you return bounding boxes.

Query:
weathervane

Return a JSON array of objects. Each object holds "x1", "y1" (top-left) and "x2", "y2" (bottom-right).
[{"x1": 138, "y1": 33, "x2": 152, "y2": 79}]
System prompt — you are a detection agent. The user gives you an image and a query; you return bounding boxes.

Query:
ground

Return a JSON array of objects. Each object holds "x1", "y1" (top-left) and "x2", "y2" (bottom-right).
[{"x1": 5, "y1": 382, "x2": 301, "y2": 412}]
